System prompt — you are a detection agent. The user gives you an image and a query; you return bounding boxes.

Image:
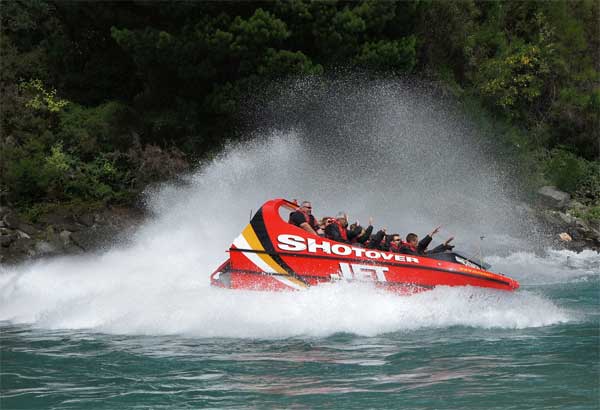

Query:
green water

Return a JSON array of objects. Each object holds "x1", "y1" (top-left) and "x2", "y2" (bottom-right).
[{"x1": 2, "y1": 280, "x2": 598, "y2": 410}]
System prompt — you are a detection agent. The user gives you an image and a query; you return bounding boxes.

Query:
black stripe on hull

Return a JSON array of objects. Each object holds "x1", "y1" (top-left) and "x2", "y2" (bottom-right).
[{"x1": 249, "y1": 208, "x2": 309, "y2": 285}]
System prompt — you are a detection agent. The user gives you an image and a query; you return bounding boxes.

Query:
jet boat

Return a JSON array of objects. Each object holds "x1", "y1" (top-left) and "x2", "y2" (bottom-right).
[{"x1": 210, "y1": 199, "x2": 519, "y2": 293}]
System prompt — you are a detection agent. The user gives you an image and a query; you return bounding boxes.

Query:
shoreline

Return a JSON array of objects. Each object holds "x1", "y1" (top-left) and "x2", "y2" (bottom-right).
[
  {"x1": 0, "y1": 203, "x2": 146, "y2": 265},
  {"x1": 1, "y1": 186, "x2": 598, "y2": 266}
]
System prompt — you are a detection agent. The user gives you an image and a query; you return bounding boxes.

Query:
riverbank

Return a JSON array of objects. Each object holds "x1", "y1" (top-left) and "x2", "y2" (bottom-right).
[
  {"x1": 0, "y1": 203, "x2": 145, "y2": 265},
  {"x1": 535, "y1": 185, "x2": 600, "y2": 253},
  {"x1": 1, "y1": 186, "x2": 598, "y2": 266}
]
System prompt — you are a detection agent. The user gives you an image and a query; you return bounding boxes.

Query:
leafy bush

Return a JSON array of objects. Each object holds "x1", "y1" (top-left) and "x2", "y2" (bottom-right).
[
  {"x1": 257, "y1": 49, "x2": 323, "y2": 77},
  {"x1": 4, "y1": 154, "x2": 49, "y2": 202},
  {"x1": 572, "y1": 205, "x2": 600, "y2": 223},
  {"x1": 476, "y1": 42, "x2": 550, "y2": 119},
  {"x1": 19, "y1": 79, "x2": 69, "y2": 113},
  {"x1": 58, "y1": 101, "x2": 130, "y2": 156},
  {"x1": 355, "y1": 37, "x2": 417, "y2": 71},
  {"x1": 575, "y1": 159, "x2": 600, "y2": 205},
  {"x1": 125, "y1": 142, "x2": 189, "y2": 187},
  {"x1": 543, "y1": 147, "x2": 599, "y2": 200}
]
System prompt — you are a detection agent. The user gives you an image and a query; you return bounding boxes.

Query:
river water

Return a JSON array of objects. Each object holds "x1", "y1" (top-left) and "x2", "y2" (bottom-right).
[{"x1": 1, "y1": 80, "x2": 599, "y2": 409}]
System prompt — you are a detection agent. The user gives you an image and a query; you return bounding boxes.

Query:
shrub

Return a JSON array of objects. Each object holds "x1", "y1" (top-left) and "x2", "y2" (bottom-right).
[
  {"x1": 125, "y1": 143, "x2": 188, "y2": 187},
  {"x1": 58, "y1": 101, "x2": 130, "y2": 156},
  {"x1": 4, "y1": 154, "x2": 49, "y2": 203},
  {"x1": 355, "y1": 37, "x2": 417, "y2": 71},
  {"x1": 572, "y1": 205, "x2": 600, "y2": 223},
  {"x1": 19, "y1": 79, "x2": 69, "y2": 113},
  {"x1": 543, "y1": 147, "x2": 599, "y2": 200}
]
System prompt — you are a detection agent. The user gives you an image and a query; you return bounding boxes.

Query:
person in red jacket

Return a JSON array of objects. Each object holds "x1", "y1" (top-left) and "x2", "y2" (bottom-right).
[{"x1": 388, "y1": 234, "x2": 404, "y2": 253}]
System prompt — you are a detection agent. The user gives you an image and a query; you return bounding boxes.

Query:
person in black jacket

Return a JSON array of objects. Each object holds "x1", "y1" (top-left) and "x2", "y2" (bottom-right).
[
  {"x1": 366, "y1": 228, "x2": 387, "y2": 250},
  {"x1": 324, "y1": 213, "x2": 362, "y2": 243},
  {"x1": 289, "y1": 201, "x2": 319, "y2": 235},
  {"x1": 400, "y1": 226, "x2": 454, "y2": 255},
  {"x1": 348, "y1": 217, "x2": 374, "y2": 246}
]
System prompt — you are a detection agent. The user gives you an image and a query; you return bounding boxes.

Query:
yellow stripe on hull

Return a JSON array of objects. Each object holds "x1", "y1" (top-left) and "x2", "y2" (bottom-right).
[{"x1": 242, "y1": 225, "x2": 286, "y2": 275}]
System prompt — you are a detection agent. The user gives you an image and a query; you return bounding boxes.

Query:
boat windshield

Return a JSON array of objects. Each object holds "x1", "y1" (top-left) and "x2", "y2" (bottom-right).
[
  {"x1": 277, "y1": 200, "x2": 299, "y2": 222},
  {"x1": 427, "y1": 251, "x2": 491, "y2": 270}
]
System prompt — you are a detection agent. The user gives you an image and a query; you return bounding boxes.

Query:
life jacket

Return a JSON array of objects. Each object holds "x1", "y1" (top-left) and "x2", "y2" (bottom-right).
[
  {"x1": 402, "y1": 241, "x2": 417, "y2": 253},
  {"x1": 389, "y1": 241, "x2": 401, "y2": 253},
  {"x1": 332, "y1": 219, "x2": 348, "y2": 241}
]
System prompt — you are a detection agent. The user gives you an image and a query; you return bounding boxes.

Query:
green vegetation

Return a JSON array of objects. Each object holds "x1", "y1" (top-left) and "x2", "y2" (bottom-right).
[{"x1": 1, "y1": 1, "x2": 598, "y2": 214}]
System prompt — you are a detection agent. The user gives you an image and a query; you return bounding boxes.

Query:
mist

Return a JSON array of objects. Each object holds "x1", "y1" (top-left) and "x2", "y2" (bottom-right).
[{"x1": 1, "y1": 76, "x2": 593, "y2": 337}]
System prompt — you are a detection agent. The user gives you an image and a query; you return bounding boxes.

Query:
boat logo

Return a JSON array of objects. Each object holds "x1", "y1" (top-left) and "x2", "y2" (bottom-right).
[
  {"x1": 277, "y1": 234, "x2": 420, "y2": 264},
  {"x1": 331, "y1": 262, "x2": 388, "y2": 282},
  {"x1": 454, "y1": 256, "x2": 481, "y2": 269}
]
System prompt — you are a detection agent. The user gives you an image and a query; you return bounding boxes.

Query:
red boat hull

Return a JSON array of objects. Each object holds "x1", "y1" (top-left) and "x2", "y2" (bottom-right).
[{"x1": 210, "y1": 199, "x2": 519, "y2": 293}]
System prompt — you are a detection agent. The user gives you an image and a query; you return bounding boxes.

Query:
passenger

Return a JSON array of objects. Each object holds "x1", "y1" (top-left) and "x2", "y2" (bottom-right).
[
  {"x1": 400, "y1": 226, "x2": 441, "y2": 255},
  {"x1": 317, "y1": 216, "x2": 332, "y2": 237},
  {"x1": 399, "y1": 226, "x2": 455, "y2": 255},
  {"x1": 366, "y1": 228, "x2": 387, "y2": 250},
  {"x1": 288, "y1": 201, "x2": 319, "y2": 235},
  {"x1": 324, "y1": 212, "x2": 352, "y2": 243},
  {"x1": 388, "y1": 234, "x2": 403, "y2": 253},
  {"x1": 428, "y1": 236, "x2": 455, "y2": 254},
  {"x1": 348, "y1": 217, "x2": 374, "y2": 246}
]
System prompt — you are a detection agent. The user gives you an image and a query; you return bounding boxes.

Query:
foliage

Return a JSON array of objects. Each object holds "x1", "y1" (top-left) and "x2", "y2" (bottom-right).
[
  {"x1": 57, "y1": 102, "x2": 130, "y2": 156},
  {"x1": 542, "y1": 148, "x2": 590, "y2": 194},
  {"x1": 20, "y1": 78, "x2": 69, "y2": 112},
  {"x1": 572, "y1": 205, "x2": 600, "y2": 223},
  {"x1": 477, "y1": 43, "x2": 550, "y2": 117},
  {"x1": 355, "y1": 37, "x2": 416, "y2": 71},
  {"x1": 1, "y1": 0, "x2": 598, "y2": 211}
]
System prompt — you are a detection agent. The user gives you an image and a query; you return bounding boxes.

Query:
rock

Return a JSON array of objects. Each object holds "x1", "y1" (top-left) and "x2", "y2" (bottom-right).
[
  {"x1": 64, "y1": 243, "x2": 85, "y2": 254},
  {"x1": 557, "y1": 212, "x2": 576, "y2": 226},
  {"x1": 0, "y1": 234, "x2": 15, "y2": 247},
  {"x1": 574, "y1": 217, "x2": 590, "y2": 231},
  {"x1": 0, "y1": 206, "x2": 9, "y2": 217},
  {"x1": 77, "y1": 213, "x2": 96, "y2": 227},
  {"x1": 59, "y1": 230, "x2": 72, "y2": 245},
  {"x1": 0, "y1": 204, "x2": 146, "y2": 264},
  {"x1": 63, "y1": 222, "x2": 84, "y2": 232},
  {"x1": 70, "y1": 226, "x2": 118, "y2": 251},
  {"x1": 18, "y1": 222, "x2": 38, "y2": 236},
  {"x1": 39, "y1": 210, "x2": 71, "y2": 226},
  {"x1": 564, "y1": 240, "x2": 587, "y2": 253},
  {"x1": 537, "y1": 186, "x2": 571, "y2": 209},
  {"x1": 39, "y1": 211, "x2": 83, "y2": 232},
  {"x1": 567, "y1": 200, "x2": 586, "y2": 212},
  {"x1": 35, "y1": 241, "x2": 57, "y2": 255},
  {"x1": 3, "y1": 213, "x2": 21, "y2": 229},
  {"x1": 71, "y1": 229, "x2": 103, "y2": 250},
  {"x1": 16, "y1": 230, "x2": 31, "y2": 239},
  {"x1": 70, "y1": 230, "x2": 93, "y2": 250},
  {"x1": 558, "y1": 232, "x2": 572, "y2": 242},
  {"x1": 539, "y1": 210, "x2": 568, "y2": 228},
  {"x1": 514, "y1": 202, "x2": 536, "y2": 218},
  {"x1": 9, "y1": 238, "x2": 35, "y2": 256}
]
